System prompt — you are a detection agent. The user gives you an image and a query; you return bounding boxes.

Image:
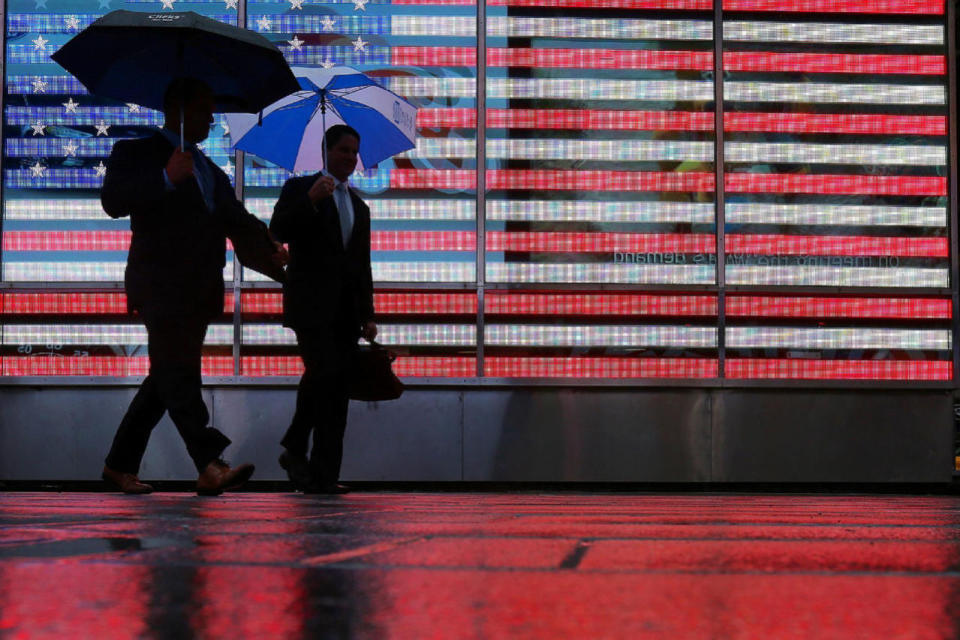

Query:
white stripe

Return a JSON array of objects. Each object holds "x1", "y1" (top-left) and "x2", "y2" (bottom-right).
[
  {"x1": 247, "y1": 262, "x2": 476, "y2": 283},
  {"x1": 726, "y1": 82, "x2": 945, "y2": 105},
  {"x1": 727, "y1": 266, "x2": 948, "y2": 287},
  {"x1": 486, "y1": 325, "x2": 717, "y2": 347},
  {"x1": 487, "y1": 263, "x2": 715, "y2": 284},
  {"x1": 725, "y1": 142, "x2": 945, "y2": 166},
  {"x1": 487, "y1": 139, "x2": 714, "y2": 162},
  {"x1": 726, "y1": 327, "x2": 950, "y2": 350},
  {"x1": 246, "y1": 198, "x2": 477, "y2": 221},
  {"x1": 391, "y1": 15, "x2": 476, "y2": 37},
  {"x1": 3, "y1": 325, "x2": 234, "y2": 344},
  {"x1": 489, "y1": 17, "x2": 713, "y2": 40},
  {"x1": 490, "y1": 79, "x2": 714, "y2": 102},
  {"x1": 242, "y1": 324, "x2": 476, "y2": 346},
  {"x1": 487, "y1": 200, "x2": 714, "y2": 223},
  {"x1": 4, "y1": 200, "x2": 106, "y2": 220},
  {"x1": 3, "y1": 263, "x2": 234, "y2": 282},
  {"x1": 725, "y1": 204, "x2": 946, "y2": 227},
  {"x1": 724, "y1": 21, "x2": 942, "y2": 45}
]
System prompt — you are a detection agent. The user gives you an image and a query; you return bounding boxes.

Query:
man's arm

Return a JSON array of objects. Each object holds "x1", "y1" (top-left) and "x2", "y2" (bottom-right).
[
  {"x1": 100, "y1": 140, "x2": 168, "y2": 219},
  {"x1": 269, "y1": 177, "x2": 315, "y2": 244}
]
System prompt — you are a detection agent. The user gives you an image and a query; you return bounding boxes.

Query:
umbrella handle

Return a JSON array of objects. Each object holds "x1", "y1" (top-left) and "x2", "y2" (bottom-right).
[{"x1": 320, "y1": 88, "x2": 327, "y2": 172}]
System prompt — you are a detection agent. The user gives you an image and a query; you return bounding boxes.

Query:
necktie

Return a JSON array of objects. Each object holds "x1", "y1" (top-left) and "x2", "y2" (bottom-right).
[{"x1": 334, "y1": 182, "x2": 353, "y2": 247}]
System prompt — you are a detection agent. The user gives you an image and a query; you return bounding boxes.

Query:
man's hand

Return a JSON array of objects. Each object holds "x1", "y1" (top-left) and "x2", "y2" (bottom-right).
[
  {"x1": 271, "y1": 241, "x2": 289, "y2": 267},
  {"x1": 165, "y1": 148, "x2": 195, "y2": 184},
  {"x1": 307, "y1": 174, "x2": 336, "y2": 204},
  {"x1": 361, "y1": 321, "x2": 378, "y2": 342}
]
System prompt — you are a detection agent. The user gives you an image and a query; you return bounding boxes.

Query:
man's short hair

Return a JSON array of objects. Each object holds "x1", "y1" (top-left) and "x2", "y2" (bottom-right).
[
  {"x1": 324, "y1": 124, "x2": 360, "y2": 152},
  {"x1": 163, "y1": 78, "x2": 212, "y2": 114}
]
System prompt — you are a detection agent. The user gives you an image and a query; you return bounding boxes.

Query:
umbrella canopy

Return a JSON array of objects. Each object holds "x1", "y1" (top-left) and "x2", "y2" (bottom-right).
[
  {"x1": 225, "y1": 66, "x2": 418, "y2": 173},
  {"x1": 51, "y1": 9, "x2": 299, "y2": 114}
]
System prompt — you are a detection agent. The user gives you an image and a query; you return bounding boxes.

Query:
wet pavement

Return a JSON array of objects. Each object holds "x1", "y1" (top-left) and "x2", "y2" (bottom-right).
[{"x1": 2, "y1": 492, "x2": 960, "y2": 639}]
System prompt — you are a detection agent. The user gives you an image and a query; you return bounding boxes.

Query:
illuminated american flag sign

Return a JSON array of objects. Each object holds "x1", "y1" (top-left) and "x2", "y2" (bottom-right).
[{"x1": 0, "y1": 0, "x2": 954, "y2": 382}]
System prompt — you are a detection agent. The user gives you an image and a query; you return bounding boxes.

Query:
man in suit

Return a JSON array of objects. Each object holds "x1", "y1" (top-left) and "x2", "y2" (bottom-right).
[
  {"x1": 100, "y1": 77, "x2": 287, "y2": 495},
  {"x1": 270, "y1": 124, "x2": 377, "y2": 494}
]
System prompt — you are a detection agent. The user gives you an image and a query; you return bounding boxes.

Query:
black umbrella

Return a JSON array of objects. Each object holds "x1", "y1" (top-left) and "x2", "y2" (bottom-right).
[{"x1": 51, "y1": 10, "x2": 298, "y2": 115}]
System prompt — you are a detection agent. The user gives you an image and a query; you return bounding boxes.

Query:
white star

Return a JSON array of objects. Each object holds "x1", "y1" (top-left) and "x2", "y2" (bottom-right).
[
  {"x1": 224, "y1": 0, "x2": 238, "y2": 7},
  {"x1": 288, "y1": 35, "x2": 304, "y2": 51},
  {"x1": 320, "y1": 57, "x2": 335, "y2": 69},
  {"x1": 32, "y1": 78, "x2": 48, "y2": 93},
  {"x1": 62, "y1": 98, "x2": 79, "y2": 113},
  {"x1": 352, "y1": 35, "x2": 367, "y2": 52},
  {"x1": 31, "y1": 121, "x2": 46, "y2": 136},
  {"x1": 289, "y1": 0, "x2": 304, "y2": 8},
  {"x1": 352, "y1": 0, "x2": 368, "y2": 10},
  {"x1": 34, "y1": 0, "x2": 47, "y2": 9},
  {"x1": 33, "y1": 35, "x2": 49, "y2": 52},
  {"x1": 30, "y1": 162, "x2": 47, "y2": 178},
  {"x1": 160, "y1": 0, "x2": 175, "y2": 9},
  {"x1": 126, "y1": 103, "x2": 141, "y2": 113},
  {"x1": 95, "y1": 120, "x2": 110, "y2": 136},
  {"x1": 65, "y1": 16, "x2": 80, "y2": 30},
  {"x1": 320, "y1": 15, "x2": 336, "y2": 32},
  {"x1": 256, "y1": 16, "x2": 272, "y2": 30},
  {"x1": 94, "y1": 161, "x2": 107, "y2": 177},
  {"x1": 63, "y1": 141, "x2": 79, "y2": 157},
  {"x1": 222, "y1": 122, "x2": 230, "y2": 136},
  {"x1": 222, "y1": 160, "x2": 235, "y2": 178},
  {"x1": 98, "y1": 0, "x2": 112, "y2": 9}
]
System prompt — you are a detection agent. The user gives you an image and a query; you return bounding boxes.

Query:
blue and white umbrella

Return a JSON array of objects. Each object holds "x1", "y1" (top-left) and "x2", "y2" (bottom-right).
[{"x1": 225, "y1": 65, "x2": 418, "y2": 173}]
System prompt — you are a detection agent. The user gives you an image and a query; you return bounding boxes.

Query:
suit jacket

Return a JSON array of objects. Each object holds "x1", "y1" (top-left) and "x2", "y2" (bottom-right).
[
  {"x1": 101, "y1": 132, "x2": 278, "y2": 320},
  {"x1": 269, "y1": 173, "x2": 374, "y2": 334}
]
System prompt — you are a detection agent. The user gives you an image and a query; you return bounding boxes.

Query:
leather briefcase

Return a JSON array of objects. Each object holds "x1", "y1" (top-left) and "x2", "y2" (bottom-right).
[{"x1": 349, "y1": 340, "x2": 404, "y2": 401}]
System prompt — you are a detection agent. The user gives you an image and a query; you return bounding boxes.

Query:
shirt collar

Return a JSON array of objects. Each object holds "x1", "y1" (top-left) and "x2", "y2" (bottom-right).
[{"x1": 321, "y1": 169, "x2": 349, "y2": 191}]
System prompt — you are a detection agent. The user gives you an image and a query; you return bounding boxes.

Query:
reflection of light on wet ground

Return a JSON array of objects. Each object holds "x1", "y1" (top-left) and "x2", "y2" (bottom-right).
[{"x1": 1, "y1": 493, "x2": 959, "y2": 638}]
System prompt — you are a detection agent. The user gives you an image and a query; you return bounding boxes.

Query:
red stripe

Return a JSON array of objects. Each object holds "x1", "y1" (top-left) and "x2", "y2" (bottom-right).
[
  {"x1": 2, "y1": 231, "x2": 236, "y2": 253},
  {"x1": 489, "y1": 0, "x2": 712, "y2": 7},
  {"x1": 488, "y1": 48, "x2": 713, "y2": 71},
  {"x1": 724, "y1": 174, "x2": 946, "y2": 196},
  {"x1": 485, "y1": 357, "x2": 719, "y2": 378},
  {"x1": 723, "y1": 0, "x2": 943, "y2": 14},
  {"x1": 726, "y1": 359, "x2": 952, "y2": 380},
  {"x1": 3, "y1": 231, "x2": 130, "y2": 251},
  {"x1": 724, "y1": 51, "x2": 944, "y2": 75},
  {"x1": 489, "y1": 109, "x2": 715, "y2": 131},
  {"x1": 240, "y1": 292, "x2": 479, "y2": 315},
  {"x1": 488, "y1": 232, "x2": 716, "y2": 253},
  {"x1": 239, "y1": 356, "x2": 477, "y2": 377},
  {"x1": 725, "y1": 113, "x2": 946, "y2": 136},
  {"x1": 0, "y1": 292, "x2": 234, "y2": 314},
  {"x1": 392, "y1": 47, "x2": 477, "y2": 67},
  {"x1": 492, "y1": 170, "x2": 716, "y2": 192},
  {"x1": 726, "y1": 235, "x2": 948, "y2": 258},
  {"x1": 422, "y1": 110, "x2": 944, "y2": 134},
  {"x1": 2, "y1": 356, "x2": 234, "y2": 377},
  {"x1": 371, "y1": 231, "x2": 476, "y2": 252},
  {"x1": 726, "y1": 296, "x2": 952, "y2": 319},
  {"x1": 485, "y1": 293, "x2": 718, "y2": 316}
]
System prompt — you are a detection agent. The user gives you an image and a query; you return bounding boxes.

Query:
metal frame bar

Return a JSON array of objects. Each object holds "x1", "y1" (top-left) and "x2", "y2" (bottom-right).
[
  {"x1": 475, "y1": 0, "x2": 487, "y2": 379},
  {"x1": 0, "y1": 1, "x2": 956, "y2": 391},
  {"x1": 948, "y1": 0, "x2": 959, "y2": 390},
  {"x1": 713, "y1": 0, "x2": 726, "y2": 380}
]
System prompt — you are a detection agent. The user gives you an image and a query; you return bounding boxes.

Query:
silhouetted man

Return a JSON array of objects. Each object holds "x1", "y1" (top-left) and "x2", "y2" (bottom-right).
[
  {"x1": 270, "y1": 125, "x2": 376, "y2": 493},
  {"x1": 101, "y1": 77, "x2": 287, "y2": 495}
]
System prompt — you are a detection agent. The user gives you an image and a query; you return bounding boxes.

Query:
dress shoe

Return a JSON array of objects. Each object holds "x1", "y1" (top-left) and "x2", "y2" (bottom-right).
[
  {"x1": 102, "y1": 465, "x2": 153, "y2": 494},
  {"x1": 196, "y1": 459, "x2": 255, "y2": 496},
  {"x1": 278, "y1": 450, "x2": 313, "y2": 491},
  {"x1": 303, "y1": 482, "x2": 351, "y2": 495}
]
